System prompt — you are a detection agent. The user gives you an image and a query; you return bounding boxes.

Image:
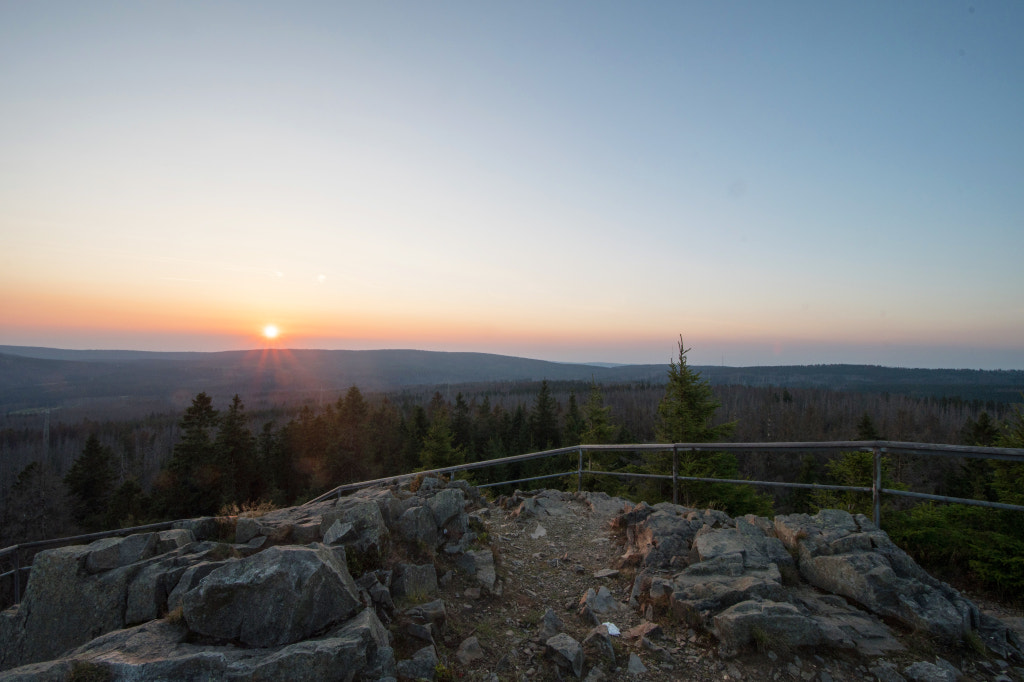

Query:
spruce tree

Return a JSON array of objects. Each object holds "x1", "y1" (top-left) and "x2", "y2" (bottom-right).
[
  {"x1": 656, "y1": 339, "x2": 735, "y2": 443},
  {"x1": 654, "y1": 337, "x2": 768, "y2": 515},
  {"x1": 530, "y1": 380, "x2": 560, "y2": 450},
  {"x1": 156, "y1": 392, "x2": 221, "y2": 517},
  {"x1": 215, "y1": 394, "x2": 258, "y2": 506},
  {"x1": 420, "y1": 407, "x2": 465, "y2": 470},
  {"x1": 581, "y1": 382, "x2": 617, "y2": 445},
  {"x1": 64, "y1": 434, "x2": 117, "y2": 530}
]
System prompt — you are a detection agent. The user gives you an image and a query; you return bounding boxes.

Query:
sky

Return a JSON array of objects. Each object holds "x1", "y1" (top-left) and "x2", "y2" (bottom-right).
[{"x1": 1, "y1": 2, "x2": 1022, "y2": 369}]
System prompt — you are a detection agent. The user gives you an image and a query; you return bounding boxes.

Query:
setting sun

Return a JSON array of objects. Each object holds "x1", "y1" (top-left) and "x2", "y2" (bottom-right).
[{"x1": 263, "y1": 325, "x2": 280, "y2": 340}]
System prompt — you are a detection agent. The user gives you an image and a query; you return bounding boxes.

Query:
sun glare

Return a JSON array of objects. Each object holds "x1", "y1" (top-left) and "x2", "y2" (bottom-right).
[{"x1": 263, "y1": 324, "x2": 279, "y2": 340}]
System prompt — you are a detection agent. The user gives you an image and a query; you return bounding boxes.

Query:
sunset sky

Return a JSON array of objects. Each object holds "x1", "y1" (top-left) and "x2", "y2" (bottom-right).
[{"x1": 2, "y1": 2, "x2": 1022, "y2": 369}]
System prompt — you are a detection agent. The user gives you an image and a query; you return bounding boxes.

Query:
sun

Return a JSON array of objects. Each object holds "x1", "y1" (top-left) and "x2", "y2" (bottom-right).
[{"x1": 263, "y1": 324, "x2": 280, "y2": 340}]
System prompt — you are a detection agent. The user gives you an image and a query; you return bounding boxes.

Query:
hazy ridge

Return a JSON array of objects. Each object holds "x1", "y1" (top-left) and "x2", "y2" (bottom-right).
[{"x1": 1, "y1": 345, "x2": 1021, "y2": 414}]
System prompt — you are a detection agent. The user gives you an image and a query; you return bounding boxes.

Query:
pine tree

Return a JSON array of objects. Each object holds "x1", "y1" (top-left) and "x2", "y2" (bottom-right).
[{"x1": 64, "y1": 434, "x2": 117, "y2": 530}]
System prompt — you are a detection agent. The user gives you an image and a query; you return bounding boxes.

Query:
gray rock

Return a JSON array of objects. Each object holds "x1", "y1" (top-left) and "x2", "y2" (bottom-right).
[
  {"x1": 0, "y1": 608, "x2": 394, "y2": 682},
  {"x1": 1, "y1": 543, "x2": 138, "y2": 668},
  {"x1": 712, "y1": 599, "x2": 821, "y2": 656},
  {"x1": 396, "y1": 506, "x2": 439, "y2": 547},
  {"x1": 870, "y1": 662, "x2": 906, "y2": 682},
  {"x1": 427, "y1": 487, "x2": 466, "y2": 529},
  {"x1": 125, "y1": 559, "x2": 187, "y2": 626},
  {"x1": 456, "y1": 635, "x2": 484, "y2": 666},
  {"x1": 166, "y1": 560, "x2": 228, "y2": 612},
  {"x1": 627, "y1": 653, "x2": 648, "y2": 675},
  {"x1": 172, "y1": 516, "x2": 221, "y2": 541},
  {"x1": 465, "y1": 549, "x2": 496, "y2": 591},
  {"x1": 233, "y1": 516, "x2": 263, "y2": 544},
  {"x1": 580, "y1": 586, "x2": 621, "y2": 615},
  {"x1": 546, "y1": 633, "x2": 584, "y2": 678},
  {"x1": 156, "y1": 528, "x2": 195, "y2": 553},
  {"x1": 320, "y1": 497, "x2": 389, "y2": 554},
  {"x1": 292, "y1": 520, "x2": 322, "y2": 544},
  {"x1": 323, "y1": 519, "x2": 356, "y2": 545},
  {"x1": 903, "y1": 661, "x2": 957, "y2": 682},
  {"x1": 402, "y1": 599, "x2": 447, "y2": 643},
  {"x1": 81, "y1": 533, "x2": 158, "y2": 574},
  {"x1": 182, "y1": 544, "x2": 359, "y2": 647},
  {"x1": 775, "y1": 509, "x2": 979, "y2": 642},
  {"x1": 392, "y1": 563, "x2": 438, "y2": 600},
  {"x1": 583, "y1": 624, "x2": 616, "y2": 664},
  {"x1": 396, "y1": 645, "x2": 438, "y2": 681},
  {"x1": 538, "y1": 607, "x2": 564, "y2": 639}
]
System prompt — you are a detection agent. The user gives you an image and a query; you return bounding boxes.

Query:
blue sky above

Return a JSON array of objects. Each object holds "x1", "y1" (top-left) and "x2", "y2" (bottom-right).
[{"x1": 1, "y1": 1, "x2": 1022, "y2": 368}]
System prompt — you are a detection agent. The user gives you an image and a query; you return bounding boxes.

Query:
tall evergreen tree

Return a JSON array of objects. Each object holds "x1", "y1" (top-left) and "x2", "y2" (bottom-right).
[
  {"x1": 654, "y1": 338, "x2": 768, "y2": 514},
  {"x1": 420, "y1": 406, "x2": 465, "y2": 471},
  {"x1": 155, "y1": 392, "x2": 221, "y2": 517},
  {"x1": 563, "y1": 391, "x2": 583, "y2": 446},
  {"x1": 581, "y1": 382, "x2": 617, "y2": 445},
  {"x1": 656, "y1": 339, "x2": 735, "y2": 444},
  {"x1": 64, "y1": 434, "x2": 117, "y2": 530},
  {"x1": 215, "y1": 394, "x2": 258, "y2": 505},
  {"x1": 530, "y1": 380, "x2": 560, "y2": 450},
  {"x1": 856, "y1": 413, "x2": 882, "y2": 440}
]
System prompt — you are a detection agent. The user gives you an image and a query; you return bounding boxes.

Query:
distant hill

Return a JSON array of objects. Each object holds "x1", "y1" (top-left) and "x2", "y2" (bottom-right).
[{"x1": 1, "y1": 346, "x2": 1021, "y2": 415}]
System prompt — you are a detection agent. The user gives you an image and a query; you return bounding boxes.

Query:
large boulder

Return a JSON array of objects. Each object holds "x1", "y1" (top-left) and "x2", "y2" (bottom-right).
[
  {"x1": 775, "y1": 510, "x2": 978, "y2": 641},
  {"x1": 182, "y1": 544, "x2": 360, "y2": 647},
  {"x1": 1, "y1": 544, "x2": 138, "y2": 668}
]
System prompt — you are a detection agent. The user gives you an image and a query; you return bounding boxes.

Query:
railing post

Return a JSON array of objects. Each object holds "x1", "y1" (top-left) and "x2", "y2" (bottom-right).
[
  {"x1": 672, "y1": 445, "x2": 679, "y2": 505},
  {"x1": 872, "y1": 446, "x2": 882, "y2": 527},
  {"x1": 577, "y1": 447, "x2": 584, "y2": 493}
]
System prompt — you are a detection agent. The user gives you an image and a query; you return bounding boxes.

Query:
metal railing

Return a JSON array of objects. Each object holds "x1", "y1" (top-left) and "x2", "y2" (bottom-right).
[
  {"x1": 4, "y1": 440, "x2": 1024, "y2": 608},
  {"x1": 308, "y1": 440, "x2": 1024, "y2": 527}
]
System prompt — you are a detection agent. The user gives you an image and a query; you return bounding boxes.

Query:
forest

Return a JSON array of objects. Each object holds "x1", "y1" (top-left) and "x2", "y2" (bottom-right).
[{"x1": 2, "y1": 346, "x2": 1023, "y2": 602}]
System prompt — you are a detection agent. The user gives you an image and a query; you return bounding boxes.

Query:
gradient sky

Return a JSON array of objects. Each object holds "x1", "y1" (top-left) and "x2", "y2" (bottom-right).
[{"x1": 2, "y1": 2, "x2": 1022, "y2": 369}]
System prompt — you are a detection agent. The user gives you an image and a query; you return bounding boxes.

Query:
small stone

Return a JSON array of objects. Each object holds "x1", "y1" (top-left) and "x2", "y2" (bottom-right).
[
  {"x1": 547, "y1": 633, "x2": 584, "y2": 678},
  {"x1": 531, "y1": 524, "x2": 547, "y2": 539},
  {"x1": 628, "y1": 653, "x2": 648, "y2": 675},
  {"x1": 594, "y1": 568, "x2": 620, "y2": 579},
  {"x1": 456, "y1": 636, "x2": 484, "y2": 666}
]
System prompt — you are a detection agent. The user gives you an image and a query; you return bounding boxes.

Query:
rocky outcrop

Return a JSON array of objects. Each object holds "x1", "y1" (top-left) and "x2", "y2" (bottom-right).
[
  {"x1": 0, "y1": 476, "x2": 485, "y2": 679},
  {"x1": 618, "y1": 504, "x2": 1024, "y2": 661},
  {"x1": 4, "y1": 481, "x2": 1023, "y2": 681}
]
